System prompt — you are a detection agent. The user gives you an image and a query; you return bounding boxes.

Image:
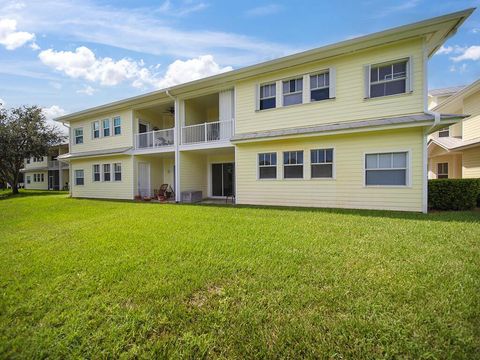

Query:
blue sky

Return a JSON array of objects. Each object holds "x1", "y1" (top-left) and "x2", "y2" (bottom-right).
[{"x1": 1, "y1": 0, "x2": 480, "y2": 122}]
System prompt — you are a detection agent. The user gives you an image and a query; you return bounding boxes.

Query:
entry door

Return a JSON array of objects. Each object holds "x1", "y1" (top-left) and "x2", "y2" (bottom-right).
[
  {"x1": 212, "y1": 163, "x2": 234, "y2": 197},
  {"x1": 48, "y1": 176, "x2": 54, "y2": 190},
  {"x1": 138, "y1": 162, "x2": 150, "y2": 197}
]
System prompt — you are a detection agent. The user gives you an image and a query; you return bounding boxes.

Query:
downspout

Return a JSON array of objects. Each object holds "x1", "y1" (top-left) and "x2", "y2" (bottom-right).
[{"x1": 166, "y1": 89, "x2": 181, "y2": 203}]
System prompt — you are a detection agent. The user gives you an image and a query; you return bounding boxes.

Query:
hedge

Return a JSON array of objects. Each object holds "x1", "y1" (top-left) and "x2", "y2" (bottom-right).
[{"x1": 429, "y1": 178, "x2": 480, "y2": 210}]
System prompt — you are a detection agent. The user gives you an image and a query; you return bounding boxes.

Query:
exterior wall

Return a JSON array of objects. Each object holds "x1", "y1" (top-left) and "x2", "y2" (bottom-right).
[
  {"x1": 23, "y1": 157, "x2": 48, "y2": 171},
  {"x1": 428, "y1": 154, "x2": 462, "y2": 179},
  {"x1": 61, "y1": 169, "x2": 69, "y2": 189},
  {"x1": 206, "y1": 151, "x2": 235, "y2": 197},
  {"x1": 70, "y1": 155, "x2": 134, "y2": 199},
  {"x1": 235, "y1": 127, "x2": 424, "y2": 212},
  {"x1": 24, "y1": 171, "x2": 48, "y2": 190},
  {"x1": 179, "y1": 152, "x2": 208, "y2": 198},
  {"x1": 462, "y1": 148, "x2": 480, "y2": 178},
  {"x1": 463, "y1": 92, "x2": 480, "y2": 141},
  {"x1": 235, "y1": 38, "x2": 425, "y2": 134},
  {"x1": 69, "y1": 109, "x2": 133, "y2": 154}
]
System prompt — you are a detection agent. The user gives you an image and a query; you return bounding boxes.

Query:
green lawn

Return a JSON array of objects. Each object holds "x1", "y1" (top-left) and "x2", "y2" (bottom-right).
[{"x1": 0, "y1": 191, "x2": 479, "y2": 358}]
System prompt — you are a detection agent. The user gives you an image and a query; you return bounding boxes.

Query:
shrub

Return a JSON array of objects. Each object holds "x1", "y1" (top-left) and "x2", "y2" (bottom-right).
[{"x1": 429, "y1": 178, "x2": 480, "y2": 210}]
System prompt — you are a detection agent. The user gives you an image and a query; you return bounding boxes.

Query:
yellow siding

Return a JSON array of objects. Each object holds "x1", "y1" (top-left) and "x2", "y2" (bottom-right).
[
  {"x1": 462, "y1": 92, "x2": 480, "y2": 141},
  {"x1": 235, "y1": 38, "x2": 425, "y2": 134},
  {"x1": 24, "y1": 171, "x2": 48, "y2": 190},
  {"x1": 462, "y1": 148, "x2": 480, "y2": 178},
  {"x1": 179, "y1": 152, "x2": 208, "y2": 198},
  {"x1": 236, "y1": 128, "x2": 424, "y2": 212},
  {"x1": 428, "y1": 154, "x2": 462, "y2": 179},
  {"x1": 23, "y1": 157, "x2": 48, "y2": 171},
  {"x1": 70, "y1": 109, "x2": 133, "y2": 154},
  {"x1": 70, "y1": 155, "x2": 134, "y2": 199}
]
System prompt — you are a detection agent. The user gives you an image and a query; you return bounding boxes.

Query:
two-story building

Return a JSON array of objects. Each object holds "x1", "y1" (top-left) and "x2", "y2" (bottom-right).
[
  {"x1": 428, "y1": 79, "x2": 480, "y2": 179},
  {"x1": 56, "y1": 9, "x2": 473, "y2": 212},
  {"x1": 22, "y1": 143, "x2": 70, "y2": 191}
]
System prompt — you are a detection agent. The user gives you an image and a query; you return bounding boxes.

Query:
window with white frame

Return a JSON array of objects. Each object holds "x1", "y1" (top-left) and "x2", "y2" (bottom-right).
[
  {"x1": 310, "y1": 71, "x2": 330, "y2": 101},
  {"x1": 75, "y1": 169, "x2": 84, "y2": 185},
  {"x1": 438, "y1": 128, "x2": 449, "y2": 138},
  {"x1": 114, "y1": 163, "x2": 122, "y2": 181},
  {"x1": 26, "y1": 176, "x2": 31, "y2": 184},
  {"x1": 283, "y1": 151, "x2": 304, "y2": 179},
  {"x1": 437, "y1": 163, "x2": 448, "y2": 179},
  {"x1": 40, "y1": 173, "x2": 44, "y2": 182},
  {"x1": 113, "y1": 116, "x2": 121, "y2": 135},
  {"x1": 92, "y1": 121, "x2": 100, "y2": 139},
  {"x1": 282, "y1": 78, "x2": 303, "y2": 106},
  {"x1": 93, "y1": 164, "x2": 100, "y2": 182},
  {"x1": 311, "y1": 148, "x2": 334, "y2": 178},
  {"x1": 33, "y1": 174, "x2": 37, "y2": 182},
  {"x1": 259, "y1": 83, "x2": 276, "y2": 110},
  {"x1": 369, "y1": 60, "x2": 408, "y2": 98},
  {"x1": 258, "y1": 153, "x2": 277, "y2": 179},
  {"x1": 103, "y1": 164, "x2": 111, "y2": 181},
  {"x1": 74, "y1": 128, "x2": 83, "y2": 144},
  {"x1": 102, "y1": 119, "x2": 110, "y2": 137},
  {"x1": 365, "y1": 152, "x2": 408, "y2": 186}
]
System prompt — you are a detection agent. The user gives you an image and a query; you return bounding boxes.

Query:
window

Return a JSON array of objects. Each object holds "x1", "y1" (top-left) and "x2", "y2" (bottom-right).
[
  {"x1": 258, "y1": 153, "x2": 277, "y2": 179},
  {"x1": 26, "y1": 176, "x2": 31, "y2": 184},
  {"x1": 310, "y1": 72, "x2": 330, "y2": 101},
  {"x1": 26, "y1": 158, "x2": 30, "y2": 164},
  {"x1": 114, "y1": 163, "x2": 122, "y2": 181},
  {"x1": 438, "y1": 128, "x2": 449, "y2": 138},
  {"x1": 33, "y1": 174, "x2": 37, "y2": 182},
  {"x1": 365, "y1": 152, "x2": 408, "y2": 186},
  {"x1": 102, "y1": 119, "x2": 110, "y2": 137},
  {"x1": 75, "y1": 169, "x2": 84, "y2": 185},
  {"x1": 369, "y1": 60, "x2": 408, "y2": 98},
  {"x1": 259, "y1": 83, "x2": 276, "y2": 110},
  {"x1": 92, "y1": 121, "x2": 100, "y2": 139},
  {"x1": 113, "y1": 116, "x2": 121, "y2": 135},
  {"x1": 40, "y1": 173, "x2": 44, "y2": 182},
  {"x1": 437, "y1": 163, "x2": 448, "y2": 179},
  {"x1": 74, "y1": 128, "x2": 83, "y2": 144},
  {"x1": 311, "y1": 148, "x2": 334, "y2": 178},
  {"x1": 283, "y1": 151, "x2": 304, "y2": 178},
  {"x1": 283, "y1": 78, "x2": 303, "y2": 106},
  {"x1": 93, "y1": 164, "x2": 100, "y2": 182},
  {"x1": 103, "y1": 164, "x2": 111, "y2": 181}
]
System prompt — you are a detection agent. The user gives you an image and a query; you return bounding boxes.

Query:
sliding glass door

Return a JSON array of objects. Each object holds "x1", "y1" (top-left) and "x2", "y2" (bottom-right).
[{"x1": 211, "y1": 163, "x2": 234, "y2": 197}]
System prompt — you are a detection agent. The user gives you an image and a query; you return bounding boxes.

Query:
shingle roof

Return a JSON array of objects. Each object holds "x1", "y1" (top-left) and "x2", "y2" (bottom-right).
[
  {"x1": 429, "y1": 85, "x2": 466, "y2": 97},
  {"x1": 428, "y1": 136, "x2": 480, "y2": 151}
]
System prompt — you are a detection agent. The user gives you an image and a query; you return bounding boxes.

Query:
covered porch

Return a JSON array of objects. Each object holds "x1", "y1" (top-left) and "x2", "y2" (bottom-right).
[
  {"x1": 428, "y1": 142, "x2": 462, "y2": 179},
  {"x1": 134, "y1": 152, "x2": 176, "y2": 199},
  {"x1": 134, "y1": 101, "x2": 175, "y2": 151}
]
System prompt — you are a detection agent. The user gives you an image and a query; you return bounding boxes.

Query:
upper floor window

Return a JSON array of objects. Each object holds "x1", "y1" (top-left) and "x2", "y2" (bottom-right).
[
  {"x1": 74, "y1": 128, "x2": 83, "y2": 144},
  {"x1": 114, "y1": 163, "x2": 122, "y2": 181},
  {"x1": 311, "y1": 148, "x2": 334, "y2": 178},
  {"x1": 369, "y1": 59, "x2": 409, "y2": 98},
  {"x1": 113, "y1": 117, "x2": 121, "y2": 135},
  {"x1": 103, "y1": 164, "x2": 111, "y2": 181},
  {"x1": 93, "y1": 164, "x2": 100, "y2": 182},
  {"x1": 283, "y1": 78, "x2": 303, "y2": 106},
  {"x1": 75, "y1": 169, "x2": 84, "y2": 186},
  {"x1": 102, "y1": 119, "x2": 110, "y2": 137},
  {"x1": 259, "y1": 83, "x2": 276, "y2": 110},
  {"x1": 283, "y1": 151, "x2": 304, "y2": 178},
  {"x1": 365, "y1": 152, "x2": 408, "y2": 186},
  {"x1": 437, "y1": 163, "x2": 448, "y2": 179},
  {"x1": 92, "y1": 121, "x2": 100, "y2": 139},
  {"x1": 258, "y1": 152, "x2": 277, "y2": 179},
  {"x1": 438, "y1": 128, "x2": 449, "y2": 138},
  {"x1": 310, "y1": 72, "x2": 330, "y2": 101}
]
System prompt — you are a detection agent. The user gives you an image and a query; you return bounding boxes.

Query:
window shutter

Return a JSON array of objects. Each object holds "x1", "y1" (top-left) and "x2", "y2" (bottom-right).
[
  {"x1": 329, "y1": 67, "x2": 336, "y2": 98},
  {"x1": 407, "y1": 56, "x2": 413, "y2": 93},
  {"x1": 276, "y1": 81, "x2": 283, "y2": 108},
  {"x1": 364, "y1": 65, "x2": 371, "y2": 99},
  {"x1": 303, "y1": 74, "x2": 310, "y2": 103},
  {"x1": 255, "y1": 84, "x2": 260, "y2": 111}
]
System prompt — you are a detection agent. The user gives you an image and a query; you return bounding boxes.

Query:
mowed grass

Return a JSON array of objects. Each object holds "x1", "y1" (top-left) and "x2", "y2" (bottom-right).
[{"x1": 0, "y1": 191, "x2": 479, "y2": 358}]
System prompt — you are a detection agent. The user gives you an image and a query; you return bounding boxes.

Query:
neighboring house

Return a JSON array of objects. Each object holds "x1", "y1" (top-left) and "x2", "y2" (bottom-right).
[
  {"x1": 22, "y1": 143, "x2": 70, "y2": 190},
  {"x1": 56, "y1": 9, "x2": 473, "y2": 213},
  {"x1": 428, "y1": 79, "x2": 480, "y2": 179},
  {"x1": 427, "y1": 85, "x2": 465, "y2": 110}
]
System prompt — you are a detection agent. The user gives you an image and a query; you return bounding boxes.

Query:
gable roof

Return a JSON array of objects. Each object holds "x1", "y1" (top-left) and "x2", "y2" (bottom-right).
[
  {"x1": 428, "y1": 136, "x2": 480, "y2": 151},
  {"x1": 433, "y1": 78, "x2": 480, "y2": 113},
  {"x1": 56, "y1": 8, "x2": 474, "y2": 123},
  {"x1": 429, "y1": 85, "x2": 466, "y2": 97}
]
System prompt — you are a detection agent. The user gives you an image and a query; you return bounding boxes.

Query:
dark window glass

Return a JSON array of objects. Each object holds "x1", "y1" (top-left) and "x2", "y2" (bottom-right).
[
  {"x1": 366, "y1": 170, "x2": 406, "y2": 185},
  {"x1": 284, "y1": 165, "x2": 303, "y2": 179},
  {"x1": 260, "y1": 97, "x2": 276, "y2": 110},
  {"x1": 94, "y1": 173, "x2": 100, "y2": 182},
  {"x1": 439, "y1": 129, "x2": 449, "y2": 137},
  {"x1": 312, "y1": 164, "x2": 333, "y2": 178},
  {"x1": 378, "y1": 64, "x2": 392, "y2": 81},
  {"x1": 259, "y1": 167, "x2": 276, "y2": 179},
  {"x1": 311, "y1": 88, "x2": 329, "y2": 101}
]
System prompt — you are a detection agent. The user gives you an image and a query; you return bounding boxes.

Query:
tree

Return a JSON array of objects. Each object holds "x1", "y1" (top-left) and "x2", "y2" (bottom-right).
[{"x1": 0, "y1": 105, "x2": 65, "y2": 194}]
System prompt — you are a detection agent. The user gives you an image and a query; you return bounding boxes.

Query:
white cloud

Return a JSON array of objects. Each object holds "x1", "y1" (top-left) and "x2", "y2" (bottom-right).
[
  {"x1": 29, "y1": 42, "x2": 40, "y2": 51},
  {"x1": 449, "y1": 63, "x2": 468, "y2": 73},
  {"x1": 245, "y1": 4, "x2": 283, "y2": 17},
  {"x1": 451, "y1": 46, "x2": 480, "y2": 62},
  {"x1": 0, "y1": 18, "x2": 35, "y2": 50},
  {"x1": 76, "y1": 85, "x2": 96, "y2": 95},
  {"x1": 42, "y1": 105, "x2": 68, "y2": 134},
  {"x1": 436, "y1": 45, "x2": 454, "y2": 55},
  {"x1": 39, "y1": 46, "x2": 232, "y2": 89}
]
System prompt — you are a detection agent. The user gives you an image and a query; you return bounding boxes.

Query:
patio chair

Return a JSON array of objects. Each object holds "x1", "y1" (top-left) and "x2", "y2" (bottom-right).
[{"x1": 155, "y1": 184, "x2": 175, "y2": 201}]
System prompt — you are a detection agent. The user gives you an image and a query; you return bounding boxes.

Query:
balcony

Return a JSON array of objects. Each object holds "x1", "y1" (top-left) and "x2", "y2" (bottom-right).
[
  {"x1": 181, "y1": 119, "x2": 233, "y2": 145},
  {"x1": 48, "y1": 160, "x2": 69, "y2": 169},
  {"x1": 134, "y1": 128, "x2": 175, "y2": 150}
]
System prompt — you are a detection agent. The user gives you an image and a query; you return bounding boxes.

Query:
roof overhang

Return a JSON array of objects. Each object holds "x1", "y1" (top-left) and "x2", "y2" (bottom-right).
[
  {"x1": 55, "y1": 8, "x2": 474, "y2": 123},
  {"x1": 58, "y1": 147, "x2": 132, "y2": 161}
]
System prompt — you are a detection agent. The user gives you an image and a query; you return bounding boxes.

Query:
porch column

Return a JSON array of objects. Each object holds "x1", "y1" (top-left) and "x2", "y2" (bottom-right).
[
  {"x1": 58, "y1": 164, "x2": 63, "y2": 191},
  {"x1": 174, "y1": 98, "x2": 181, "y2": 202}
]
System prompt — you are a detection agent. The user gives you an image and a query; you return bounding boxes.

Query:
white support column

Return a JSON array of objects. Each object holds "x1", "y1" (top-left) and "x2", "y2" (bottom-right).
[
  {"x1": 422, "y1": 130, "x2": 428, "y2": 213},
  {"x1": 174, "y1": 98, "x2": 181, "y2": 202}
]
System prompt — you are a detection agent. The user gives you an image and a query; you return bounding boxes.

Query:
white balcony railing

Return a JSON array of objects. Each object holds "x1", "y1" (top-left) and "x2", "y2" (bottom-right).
[
  {"x1": 181, "y1": 119, "x2": 233, "y2": 145},
  {"x1": 135, "y1": 128, "x2": 175, "y2": 150},
  {"x1": 48, "y1": 160, "x2": 59, "y2": 168}
]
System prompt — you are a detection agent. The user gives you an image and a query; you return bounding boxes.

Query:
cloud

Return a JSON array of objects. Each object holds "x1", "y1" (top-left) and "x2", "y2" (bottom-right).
[
  {"x1": 436, "y1": 45, "x2": 454, "y2": 55},
  {"x1": 451, "y1": 45, "x2": 480, "y2": 62},
  {"x1": 0, "y1": 18, "x2": 35, "y2": 50},
  {"x1": 245, "y1": 4, "x2": 283, "y2": 17},
  {"x1": 449, "y1": 63, "x2": 468, "y2": 73},
  {"x1": 374, "y1": 0, "x2": 420, "y2": 18},
  {"x1": 39, "y1": 46, "x2": 232, "y2": 89},
  {"x1": 76, "y1": 85, "x2": 96, "y2": 95},
  {"x1": 42, "y1": 105, "x2": 69, "y2": 134}
]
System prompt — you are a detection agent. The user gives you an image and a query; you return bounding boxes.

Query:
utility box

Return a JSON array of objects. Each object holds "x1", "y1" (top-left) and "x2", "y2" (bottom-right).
[{"x1": 181, "y1": 191, "x2": 202, "y2": 203}]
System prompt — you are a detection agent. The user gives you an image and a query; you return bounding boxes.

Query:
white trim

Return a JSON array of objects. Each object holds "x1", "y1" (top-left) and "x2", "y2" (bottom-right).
[
  {"x1": 329, "y1": 67, "x2": 336, "y2": 99},
  {"x1": 365, "y1": 57, "x2": 411, "y2": 99},
  {"x1": 282, "y1": 150, "x2": 305, "y2": 179},
  {"x1": 310, "y1": 147, "x2": 336, "y2": 180},
  {"x1": 363, "y1": 150, "x2": 412, "y2": 188},
  {"x1": 422, "y1": 130, "x2": 428, "y2": 213},
  {"x1": 257, "y1": 151, "x2": 278, "y2": 180}
]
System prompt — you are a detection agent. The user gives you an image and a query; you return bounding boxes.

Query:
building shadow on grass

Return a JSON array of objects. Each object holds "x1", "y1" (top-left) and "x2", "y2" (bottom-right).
[{"x1": 0, "y1": 190, "x2": 69, "y2": 200}]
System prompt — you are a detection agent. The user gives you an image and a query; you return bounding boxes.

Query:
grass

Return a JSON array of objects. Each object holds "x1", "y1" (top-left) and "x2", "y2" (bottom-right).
[{"x1": 0, "y1": 190, "x2": 479, "y2": 358}]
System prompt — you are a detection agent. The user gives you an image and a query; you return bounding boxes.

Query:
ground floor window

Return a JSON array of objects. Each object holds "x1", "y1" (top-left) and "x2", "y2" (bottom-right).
[
  {"x1": 311, "y1": 148, "x2": 334, "y2": 178},
  {"x1": 114, "y1": 163, "x2": 122, "y2": 181},
  {"x1": 75, "y1": 170, "x2": 84, "y2": 185},
  {"x1": 437, "y1": 163, "x2": 448, "y2": 179},
  {"x1": 93, "y1": 164, "x2": 100, "y2": 182},
  {"x1": 26, "y1": 176, "x2": 31, "y2": 184},
  {"x1": 103, "y1": 164, "x2": 111, "y2": 181},
  {"x1": 283, "y1": 151, "x2": 303, "y2": 179},
  {"x1": 258, "y1": 153, "x2": 277, "y2": 179},
  {"x1": 365, "y1": 152, "x2": 408, "y2": 186}
]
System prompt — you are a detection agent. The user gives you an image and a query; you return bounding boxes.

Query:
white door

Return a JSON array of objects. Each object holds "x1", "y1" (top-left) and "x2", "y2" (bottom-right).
[{"x1": 138, "y1": 162, "x2": 150, "y2": 197}]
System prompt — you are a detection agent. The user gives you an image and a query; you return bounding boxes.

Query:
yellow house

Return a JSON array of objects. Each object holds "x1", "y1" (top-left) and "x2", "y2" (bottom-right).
[
  {"x1": 428, "y1": 79, "x2": 480, "y2": 179},
  {"x1": 22, "y1": 143, "x2": 70, "y2": 191},
  {"x1": 56, "y1": 9, "x2": 474, "y2": 213}
]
